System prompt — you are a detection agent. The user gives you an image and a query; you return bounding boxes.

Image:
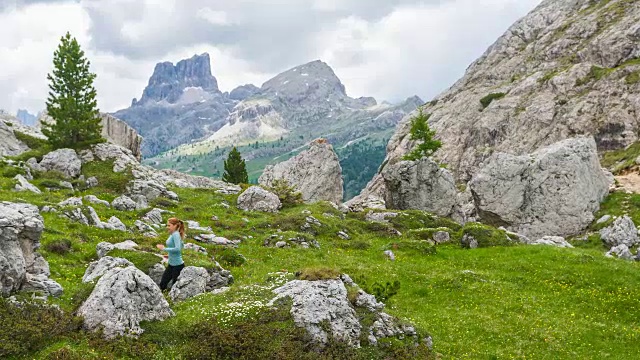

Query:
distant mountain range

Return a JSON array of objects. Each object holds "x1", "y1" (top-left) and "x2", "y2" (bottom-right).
[
  {"x1": 16, "y1": 109, "x2": 38, "y2": 126},
  {"x1": 112, "y1": 53, "x2": 423, "y2": 199}
]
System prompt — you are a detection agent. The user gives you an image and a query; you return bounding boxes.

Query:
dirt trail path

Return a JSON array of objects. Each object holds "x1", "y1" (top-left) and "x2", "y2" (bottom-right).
[{"x1": 615, "y1": 171, "x2": 640, "y2": 193}]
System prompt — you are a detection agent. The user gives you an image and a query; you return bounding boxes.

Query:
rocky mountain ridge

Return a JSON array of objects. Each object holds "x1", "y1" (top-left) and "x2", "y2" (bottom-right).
[{"x1": 352, "y1": 0, "x2": 640, "y2": 208}]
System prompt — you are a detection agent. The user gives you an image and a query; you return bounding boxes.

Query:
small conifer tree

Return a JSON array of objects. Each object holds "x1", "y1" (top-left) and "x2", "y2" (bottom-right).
[
  {"x1": 403, "y1": 107, "x2": 442, "y2": 161},
  {"x1": 222, "y1": 147, "x2": 248, "y2": 184},
  {"x1": 42, "y1": 32, "x2": 104, "y2": 149}
]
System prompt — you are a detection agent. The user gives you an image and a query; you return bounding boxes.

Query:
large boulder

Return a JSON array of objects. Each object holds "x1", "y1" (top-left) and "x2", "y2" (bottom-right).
[
  {"x1": 267, "y1": 277, "x2": 426, "y2": 348},
  {"x1": 599, "y1": 215, "x2": 639, "y2": 248},
  {"x1": 380, "y1": 157, "x2": 457, "y2": 216},
  {"x1": 237, "y1": 186, "x2": 281, "y2": 212},
  {"x1": 0, "y1": 202, "x2": 62, "y2": 297},
  {"x1": 168, "y1": 266, "x2": 210, "y2": 302},
  {"x1": 469, "y1": 137, "x2": 611, "y2": 239},
  {"x1": 77, "y1": 266, "x2": 174, "y2": 339},
  {"x1": 259, "y1": 139, "x2": 343, "y2": 204},
  {"x1": 39, "y1": 148, "x2": 82, "y2": 178},
  {"x1": 82, "y1": 256, "x2": 134, "y2": 283}
]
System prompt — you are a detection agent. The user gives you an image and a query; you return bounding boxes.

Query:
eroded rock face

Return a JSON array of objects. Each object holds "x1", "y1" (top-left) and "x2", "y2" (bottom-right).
[
  {"x1": 0, "y1": 202, "x2": 62, "y2": 297},
  {"x1": 354, "y1": 0, "x2": 640, "y2": 202},
  {"x1": 259, "y1": 139, "x2": 343, "y2": 204},
  {"x1": 469, "y1": 137, "x2": 610, "y2": 239},
  {"x1": 381, "y1": 157, "x2": 457, "y2": 216},
  {"x1": 78, "y1": 266, "x2": 173, "y2": 339},
  {"x1": 39, "y1": 149, "x2": 82, "y2": 178},
  {"x1": 237, "y1": 186, "x2": 281, "y2": 212},
  {"x1": 0, "y1": 118, "x2": 29, "y2": 156},
  {"x1": 99, "y1": 113, "x2": 143, "y2": 160}
]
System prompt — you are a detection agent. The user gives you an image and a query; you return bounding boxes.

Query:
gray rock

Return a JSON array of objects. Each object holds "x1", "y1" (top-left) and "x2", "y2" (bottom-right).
[
  {"x1": 365, "y1": 211, "x2": 398, "y2": 223},
  {"x1": 186, "y1": 220, "x2": 212, "y2": 232},
  {"x1": 169, "y1": 266, "x2": 210, "y2": 302},
  {"x1": 112, "y1": 195, "x2": 137, "y2": 211},
  {"x1": 148, "y1": 263, "x2": 165, "y2": 286},
  {"x1": 461, "y1": 234, "x2": 478, "y2": 249},
  {"x1": 99, "y1": 113, "x2": 143, "y2": 160},
  {"x1": 259, "y1": 139, "x2": 344, "y2": 204},
  {"x1": 184, "y1": 242, "x2": 207, "y2": 254},
  {"x1": 381, "y1": 157, "x2": 457, "y2": 216},
  {"x1": 355, "y1": 290, "x2": 384, "y2": 312},
  {"x1": 77, "y1": 266, "x2": 174, "y2": 339},
  {"x1": 82, "y1": 256, "x2": 134, "y2": 283},
  {"x1": 596, "y1": 215, "x2": 612, "y2": 224},
  {"x1": 26, "y1": 157, "x2": 45, "y2": 173},
  {"x1": 133, "y1": 220, "x2": 158, "y2": 238},
  {"x1": 469, "y1": 137, "x2": 611, "y2": 239},
  {"x1": 433, "y1": 231, "x2": 450, "y2": 244},
  {"x1": 206, "y1": 263, "x2": 234, "y2": 290},
  {"x1": 142, "y1": 208, "x2": 164, "y2": 225},
  {"x1": 96, "y1": 240, "x2": 138, "y2": 258},
  {"x1": 530, "y1": 236, "x2": 573, "y2": 248},
  {"x1": 0, "y1": 202, "x2": 62, "y2": 297},
  {"x1": 39, "y1": 148, "x2": 81, "y2": 178},
  {"x1": 13, "y1": 174, "x2": 41, "y2": 194},
  {"x1": 62, "y1": 208, "x2": 89, "y2": 225},
  {"x1": 383, "y1": 250, "x2": 395, "y2": 261},
  {"x1": 106, "y1": 216, "x2": 127, "y2": 232},
  {"x1": 605, "y1": 244, "x2": 634, "y2": 260},
  {"x1": 600, "y1": 215, "x2": 639, "y2": 248},
  {"x1": 267, "y1": 279, "x2": 361, "y2": 347},
  {"x1": 337, "y1": 231, "x2": 350, "y2": 240},
  {"x1": 91, "y1": 143, "x2": 139, "y2": 172},
  {"x1": 86, "y1": 176, "x2": 99, "y2": 188},
  {"x1": 59, "y1": 197, "x2": 83, "y2": 207},
  {"x1": 237, "y1": 186, "x2": 281, "y2": 213},
  {"x1": 84, "y1": 195, "x2": 110, "y2": 208}
]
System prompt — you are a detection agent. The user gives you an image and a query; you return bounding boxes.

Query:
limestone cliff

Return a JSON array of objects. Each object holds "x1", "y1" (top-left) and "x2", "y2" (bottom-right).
[{"x1": 351, "y1": 0, "x2": 640, "y2": 207}]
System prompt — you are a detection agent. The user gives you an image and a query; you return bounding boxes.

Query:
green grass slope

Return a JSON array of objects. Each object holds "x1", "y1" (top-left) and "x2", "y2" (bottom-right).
[{"x1": 0, "y1": 155, "x2": 639, "y2": 359}]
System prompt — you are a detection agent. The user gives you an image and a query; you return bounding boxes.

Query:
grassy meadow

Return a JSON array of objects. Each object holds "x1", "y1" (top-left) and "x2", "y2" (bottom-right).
[{"x1": 0, "y1": 156, "x2": 639, "y2": 359}]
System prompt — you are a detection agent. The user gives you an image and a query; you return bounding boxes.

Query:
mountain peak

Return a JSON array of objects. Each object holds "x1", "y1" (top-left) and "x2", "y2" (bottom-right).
[
  {"x1": 137, "y1": 53, "x2": 220, "y2": 105},
  {"x1": 260, "y1": 59, "x2": 347, "y2": 103}
]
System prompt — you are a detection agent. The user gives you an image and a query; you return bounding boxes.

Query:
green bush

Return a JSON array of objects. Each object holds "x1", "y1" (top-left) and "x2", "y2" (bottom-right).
[
  {"x1": 480, "y1": 92, "x2": 506, "y2": 109},
  {"x1": 43, "y1": 239, "x2": 72, "y2": 255},
  {"x1": 407, "y1": 227, "x2": 451, "y2": 241},
  {"x1": 81, "y1": 160, "x2": 133, "y2": 195},
  {"x1": 460, "y1": 222, "x2": 513, "y2": 248},
  {"x1": 296, "y1": 267, "x2": 341, "y2": 281},
  {"x1": 353, "y1": 276, "x2": 402, "y2": 303},
  {"x1": 402, "y1": 107, "x2": 442, "y2": 161},
  {"x1": 266, "y1": 178, "x2": 303, "y2": 208},
  {"x1": 0, "y1": 298, "x2": 82, "y2": 357},
  {"x1": 1, "y1": 165, "x2": 25, "y2": 178},
  {"x1": 13, "y1": 131, "x2": 48, "y2": 151},
  {"x1": 211, "y1": 247, "x2": 246, "y2": 267},
  {"x1": 388, "y1": 210, "x2": 461, "y2": 233}
]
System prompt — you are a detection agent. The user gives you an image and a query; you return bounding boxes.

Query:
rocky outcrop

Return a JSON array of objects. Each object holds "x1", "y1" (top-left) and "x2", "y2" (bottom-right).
[
  {"x1": 0, "y1": 202, "x2": 62, "y2": 297},
  {"x1": 267, "y1": 276, "x2": 427, "y2": 348},
  {"x1": 355, "y1": 0, "x2": 640, "y2": 201},
  {"x1": 0, "y1": 117, "x2": 29, "y2": 156},
  {"x1": 99, "y1": 113, "x2": 143, "y2": 160},
  {"x1": 237, "y1": 186, "x2": 281, "y2": 212},
  {"x1": 259, "y1": 139, "x2": 343, "y2": 204},
  {"x1": 38, "y1": 148, "x2": 82, "y2": 178},
  {"x1": 469, "y1": 137, "x2": 611, "y2": 239},
  {"x1": 14, "y1": 174, "x2": 41, "y2": 194},
  {"x1": 381, "y1": 157, "x2": 457, "y2": 216},
  {"x1": 78, "y1": 266, "x2": 174, "y2": 339},
  {"x1": 600, "y1": 215, "x2": 639, "y2": 248}
]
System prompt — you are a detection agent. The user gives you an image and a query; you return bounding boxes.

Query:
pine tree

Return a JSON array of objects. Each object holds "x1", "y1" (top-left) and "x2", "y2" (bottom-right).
[
  {"x1": 222, "y1": 147, "x2": 248, "y2": 184},
  {"x1": 403, "y1": 107, "x2": 442, "y2": 161},
  {"x1": 42, "y1": 32, "x2": 104, "y2": 149}
]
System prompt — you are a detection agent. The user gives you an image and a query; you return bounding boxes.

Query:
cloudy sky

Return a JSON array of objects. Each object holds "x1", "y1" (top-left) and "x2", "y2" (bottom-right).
[{"x1": 1, "y1": 0, "x2": 542, "y2": 115}]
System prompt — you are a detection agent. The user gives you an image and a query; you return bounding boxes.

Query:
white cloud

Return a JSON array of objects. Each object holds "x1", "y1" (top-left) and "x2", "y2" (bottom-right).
[{"x1": 0, "y1": 0, "x2": 543, "y2": 116}]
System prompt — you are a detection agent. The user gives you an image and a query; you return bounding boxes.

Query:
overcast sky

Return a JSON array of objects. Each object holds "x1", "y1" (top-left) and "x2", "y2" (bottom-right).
[{"x1": 0, "y1": 0, "x2": 542, "y2": 115}]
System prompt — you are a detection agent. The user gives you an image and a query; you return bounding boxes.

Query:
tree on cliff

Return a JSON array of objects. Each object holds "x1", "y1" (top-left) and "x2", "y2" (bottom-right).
[
  {"x1": 41, "y1": 32, "x2": 104, "y2": 149},
  {"x1": 222, "y1": 147, "x2": 249, "y2": 184},
  {"x1": 403, "y1": 107, "x2": 441, "y2": 161}
]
